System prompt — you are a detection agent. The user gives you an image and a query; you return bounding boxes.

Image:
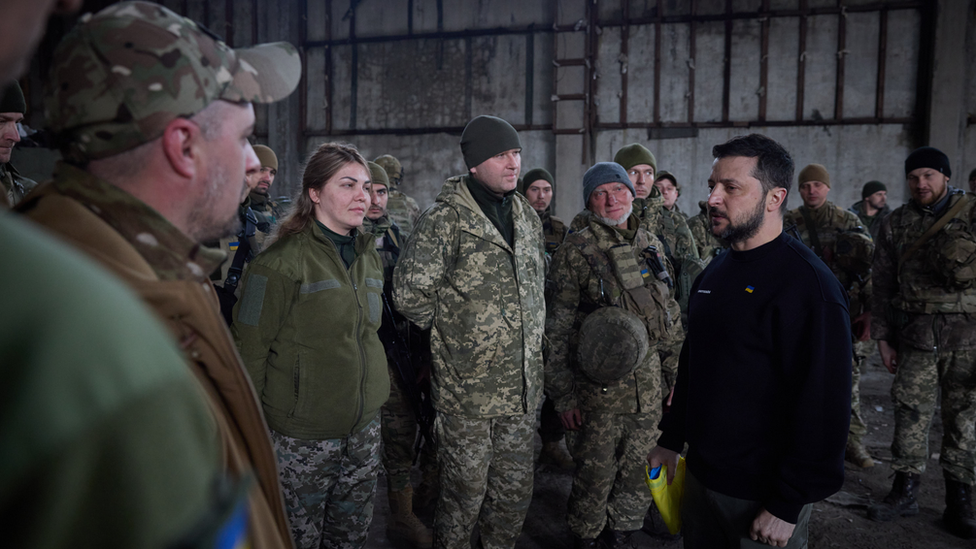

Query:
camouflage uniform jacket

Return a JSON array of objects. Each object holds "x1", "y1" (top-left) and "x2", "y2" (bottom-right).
[
  {"x1": 17, "y1": 162, "x2": 293, "y2": 549},
  {"x1": 362, "y1": 215, "x2": 403, "y2": 284},
  {"x1": 546, "y1": 214, "x2": 684, "y2": 415},
  {"x1": 787, "y1": 201, "x2": 874, "y2": 315},
  {"x1": 0, "y1": 163, "x2": 38, "y2": 209},
  {"x1": 687, "y1": 200, "x2": 725, "y2": 261},
  {"x1": 387, "y1": 187, "x2": 421, "y2": 238},
  {"x1": 540, "y1": 208, "x2": 567, "y2": 257},
  {"x1": 871, "y1": 188, "x2": 976, "y2": 351},
  {"x1": 393, "y1": 174, "x2": 546, "y2": 418},
  {"x1": 849, "y1": 200, "x2": 891, "y2": 241},
  {"x1": 648, "y1": 206, "x2": 700, "y2": 263}
]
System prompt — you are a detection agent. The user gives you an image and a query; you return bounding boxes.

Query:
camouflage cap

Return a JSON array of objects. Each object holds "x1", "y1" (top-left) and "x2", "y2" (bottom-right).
[
  {"x1": 45, "y1": 1, "x2": 301, "y2": 163},
  {"x1": 374, "y1": 154, "x2": 403, "y2": 184}
]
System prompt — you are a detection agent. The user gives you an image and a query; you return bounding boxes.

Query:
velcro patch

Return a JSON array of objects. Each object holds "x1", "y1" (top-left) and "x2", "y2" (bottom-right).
[
  {"x1": 237, "y1": 274, "x2": 268, "y2": 326},
  {"x1": 300, "y1": 279, "x2": 341, "y2": 294}
]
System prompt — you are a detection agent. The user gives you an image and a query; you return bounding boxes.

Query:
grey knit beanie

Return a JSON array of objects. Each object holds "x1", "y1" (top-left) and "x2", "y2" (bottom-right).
[{"x1": 583, "y1": 162, "x2": 634, "y2": 204}]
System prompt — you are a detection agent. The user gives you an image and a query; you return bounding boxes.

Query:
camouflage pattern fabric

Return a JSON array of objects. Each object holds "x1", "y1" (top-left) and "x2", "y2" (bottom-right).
[
  {"x1": 849, "y1": 199, "x2": 891, "y2": 241},
  {"x1": 871, "y1": 189, "x2": 976, "y2": 349},
  {"x1": 787, "y1": 202, "x2": 873, "y2": 288},
  {"x1": 387, "y1": 188, "x2": 421, "y2": 238},
  {"x1": 545, "y1": 213, "x2": 683, "y2": 415},
  {"x1": 564, "y1": 412, "x2": 656, "y2": 537},
  {"x1": 890, "y1": 347, "x2": 976, "y2": 484},
  {"x1": 0, "y1": 163, "x2": 37, "y2": 209},
  {"x1": 687, "y1": 200, "x2": 726, "y2": 262},
  {"x1": 44, "y1": 1, "x2": 301, "y2": 163},
  {"x1": 270, "y1": 416, "x2": 382, "y2": 549},
  {"x1": 42, "y1": 162, "x2": 225, "y2": 280},
  {"x1": 871, "y1": 188, "x2": 976, "y2": 485},
  {"x1": 433, "y1": 412, "x2": 535, "y2": 549},
  {"x1": 381, "y1": 368, "x2": 420, "y2": 492},
  {"x1": 392, "y1": 174, "x2": 546, "y2": 419},
  {"x1": 850, "y1": 340, "x2": 874, "y2": 445}
]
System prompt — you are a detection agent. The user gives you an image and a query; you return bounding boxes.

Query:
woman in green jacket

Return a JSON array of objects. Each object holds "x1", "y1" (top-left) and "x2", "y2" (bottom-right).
[{"x1": 233, "y1": 142, "x2": 390, "y2": 549}]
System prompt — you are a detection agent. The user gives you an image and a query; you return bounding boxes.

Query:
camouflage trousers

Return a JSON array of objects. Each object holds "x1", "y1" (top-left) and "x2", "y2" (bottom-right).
[
  {"x1": 381, "y1": 366, "x2": 436, "y2": 491},
  {"x1": 270, "y1": 415, "x2": 381, "y2": 549},
  {"x1": 433, "y1": 411, "x2": 535, "y2": 549},
  {"x1": 849, "y1": 340, "x2": 872, "y2": 444},
  {"x1": 564, "y1": 412, "x2": 658, "y2": 538},
  {"x1": 890, "y1": 347, "x2": 976, "y2": 484}
]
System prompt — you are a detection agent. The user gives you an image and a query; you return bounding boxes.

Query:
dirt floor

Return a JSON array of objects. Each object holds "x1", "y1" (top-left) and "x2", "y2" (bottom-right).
[{"x1": 365, "y1": 350, "x2": 973, "y2": 548}]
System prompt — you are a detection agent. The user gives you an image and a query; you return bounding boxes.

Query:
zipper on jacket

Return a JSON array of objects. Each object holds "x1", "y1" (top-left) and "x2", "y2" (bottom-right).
[{"x1": 324, "y1": 234, "x2": 369, "y2": 429}]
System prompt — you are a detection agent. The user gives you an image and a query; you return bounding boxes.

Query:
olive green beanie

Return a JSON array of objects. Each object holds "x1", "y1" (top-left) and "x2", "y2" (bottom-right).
[
  {"x1": 460, "y1": 115, "x2": 521, "y2": 169},
  {"x1": 367, "y1": 161, "x2": 390, "y2": 188},
  {"x1": 798, "y1": 163, "x2": 831, "y2": 188},
  {"x1": 0, "y1": 82, "x2": 26, "y2": 114},
  {"x1": 252, "y1": 144, "x2": 278, "y2": 171},
  {"x1": 613, "y1": 143, "x2": 657, "y2": 172},
  {"x1": 519, "y1": 167, "x2": 554, "y2": 194}
]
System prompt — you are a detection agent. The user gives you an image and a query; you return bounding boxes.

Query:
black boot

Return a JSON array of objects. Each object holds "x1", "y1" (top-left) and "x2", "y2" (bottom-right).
[
  {"x1": 943, "y1": 472, "x2": 976, "y2": 539},
  {"x1": 867, "y1": 471, "x2": 921, "y2": 522},
  {"x1": 598, "y1": 528, "x2": 637, "y2": 549}
]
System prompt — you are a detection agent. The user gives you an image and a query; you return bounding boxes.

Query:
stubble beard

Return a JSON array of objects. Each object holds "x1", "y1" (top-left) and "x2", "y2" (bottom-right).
[
  {"x1": 188, "y1": 162, "x2": 246, "y2": 242},
  {"x1": 714, "y1": 192, "x2": 766, "y2": 244},
  {"x1": 594, "y1": 204, "x2": 633, "y2": 228}
]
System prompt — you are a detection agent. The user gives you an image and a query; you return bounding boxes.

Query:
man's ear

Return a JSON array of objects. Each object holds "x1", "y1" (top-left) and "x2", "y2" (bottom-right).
[
  {"x1": 767, "y1": 188, "x2": 788, "y2": 212},
  {"x1": 160, "y1": 118, "x2": 198, "y2": 180}
]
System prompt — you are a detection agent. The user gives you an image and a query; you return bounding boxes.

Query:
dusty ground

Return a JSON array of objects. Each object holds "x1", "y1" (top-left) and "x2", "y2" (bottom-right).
[{"x1": 365, "y1": 350, "x2": 972, "y2": 548}]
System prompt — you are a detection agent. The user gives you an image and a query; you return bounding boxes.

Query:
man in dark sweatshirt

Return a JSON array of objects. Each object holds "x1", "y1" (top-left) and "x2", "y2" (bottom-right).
[{"x1": 647, "y1": 134, "x2": 851, "y2": 548}]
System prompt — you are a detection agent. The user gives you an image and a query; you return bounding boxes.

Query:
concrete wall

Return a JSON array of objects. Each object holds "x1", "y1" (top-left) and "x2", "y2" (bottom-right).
[{"x1": 13, "y1": 0, "x2": 976, "y2": 226}]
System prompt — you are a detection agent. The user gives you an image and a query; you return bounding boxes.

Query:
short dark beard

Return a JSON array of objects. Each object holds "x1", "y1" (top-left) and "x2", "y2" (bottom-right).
[{"x1": 715, "y1": 192, "x2": 766, "y2": 244}]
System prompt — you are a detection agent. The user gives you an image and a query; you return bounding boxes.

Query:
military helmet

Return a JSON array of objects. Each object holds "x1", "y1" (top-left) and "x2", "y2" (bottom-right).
[
  {"x1": 833, "y1": 230, "x2": 874, "y2": 277},
  {"x1": 576, "y1": 307, "x2": 648, "y2": 384},
  {"x1": 374, "y1": 155, "x2": 403, "y2": 185}
]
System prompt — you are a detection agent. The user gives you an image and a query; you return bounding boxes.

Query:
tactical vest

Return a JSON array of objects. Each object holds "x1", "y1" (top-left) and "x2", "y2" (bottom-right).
[
  {"x1": 568, "y1": 227, "x2": 675, "y2": 345},
  {"x1": 891, "y1": 193, "x2": 976, "y2": 314}
]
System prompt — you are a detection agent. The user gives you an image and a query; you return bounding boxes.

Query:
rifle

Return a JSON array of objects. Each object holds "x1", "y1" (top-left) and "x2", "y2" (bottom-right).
[{"x1": 380, "y1": 293, "x2": 435, "y2": 456}]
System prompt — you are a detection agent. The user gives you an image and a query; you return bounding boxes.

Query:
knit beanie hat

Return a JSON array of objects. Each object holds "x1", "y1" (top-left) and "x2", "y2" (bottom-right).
[
  {"x1": 519, "y1": 167, "x2": 554, "y2": 194},
  {"x1": 905, "y1": 146, "x2": 951, "y2": 178},
  {"x1": 613, "y1": 143, "x2": 657, "y2": 172},
  {"x1": 798, "y1": 163, "x2": 831, "y2": 188},
  {"x1": 367, "y1": 161, "x2": 390, "y2": 188},
  {"x1": 0, "y1": 82, "x2": 26, "y2": 113},
  {"x1": 460, "y1": 115, "x2": 521, "y2": 169},
  {"x1": 583, "y1": 162, "x2": 634, "y2": 204},
  {"x1": 252, "y1": 144, "x2": 278, "y2": 171},
  {"x1": 861, "y1": 180, "x2": 886, "y2": 199}
]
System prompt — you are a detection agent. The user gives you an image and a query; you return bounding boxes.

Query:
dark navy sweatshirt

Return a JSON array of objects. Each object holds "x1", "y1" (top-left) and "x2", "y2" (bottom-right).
[{"x1": 658, "y1": 232, "x2": 852, "y2": 523}]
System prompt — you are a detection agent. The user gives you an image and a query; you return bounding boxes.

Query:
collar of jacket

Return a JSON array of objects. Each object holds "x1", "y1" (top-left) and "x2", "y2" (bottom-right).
[
  {"x1": 362, "y1": 214, "x2": 393, "y2": 236},
  {"x1": 437, "y1": 174, "x2": 530, "y2": 252},
  {"x1": 912, "y1": 185, "x2": 964, "y2": 217},
  {"x1": 306, "y1": 218, "x2": 374, "y2": 255},
  {"x1": 799, "y1": 200, "x2": 838, "y2": 223},
  {"x1": 588, "y1": 211, "x2": 639, "y2": 243},
  {"x1": 51, "y1": 161, "x2": 225, "y2": 282}
]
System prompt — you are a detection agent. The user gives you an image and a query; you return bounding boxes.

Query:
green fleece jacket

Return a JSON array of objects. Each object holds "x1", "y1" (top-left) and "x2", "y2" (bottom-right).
[{"x1": 233, "y1": 223, "x2": 390, "y2": 440}]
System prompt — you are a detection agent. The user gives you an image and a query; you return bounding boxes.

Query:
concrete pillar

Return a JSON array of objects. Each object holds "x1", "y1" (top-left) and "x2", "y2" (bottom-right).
[{"x1": 927, "y1": 0, "x2": 971, "y2": 176}]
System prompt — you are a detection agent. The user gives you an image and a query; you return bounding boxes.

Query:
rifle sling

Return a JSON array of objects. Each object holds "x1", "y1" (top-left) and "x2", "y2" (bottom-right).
[
  {"x1": 799, "y1": 207, "x2": 824, "y2": 258},
  {"x1": 897, "y1": 195, "x2": 972, "y2": 277}
]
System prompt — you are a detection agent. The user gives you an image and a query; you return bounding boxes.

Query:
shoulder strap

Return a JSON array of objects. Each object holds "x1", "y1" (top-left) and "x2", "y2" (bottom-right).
[
  {"x1": 898, "y1": 194, "x2": 973, "y2": 273},
  {"x1": 798, "y1": 207, "x2": 823, "y2": 257}
]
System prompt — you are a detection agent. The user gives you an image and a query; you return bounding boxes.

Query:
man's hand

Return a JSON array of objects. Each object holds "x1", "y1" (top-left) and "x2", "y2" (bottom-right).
[
  {"x1": 749, "y1": 508, "x2": 795, "y2": 547},
  {"x1": 559, "y1": 408, "x2": 582, "y2": 431},
  {"x1": 646, "y1": 446, "x2": 680, "y2": 485},
  {"x1": 878, "y1": 339, "x2": 898, "y2": 374}
]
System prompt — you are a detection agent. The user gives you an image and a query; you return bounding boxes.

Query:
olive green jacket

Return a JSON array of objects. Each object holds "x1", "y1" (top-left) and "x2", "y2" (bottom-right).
[
  {"x1": 393, "y1": 174, "x2": 546, "y2": 418},
  {"x1": 233, "y1": 223, "x2": 390, "y2": 440}
]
